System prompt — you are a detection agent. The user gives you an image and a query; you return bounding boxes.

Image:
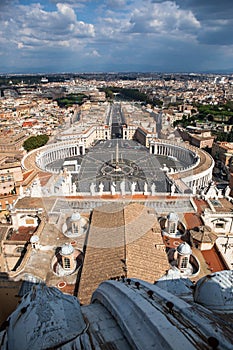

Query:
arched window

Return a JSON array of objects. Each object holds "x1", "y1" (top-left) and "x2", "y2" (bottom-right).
[
  {"x1": 64, "y1": 257, "x2": 71, "y2": 269},
  {"x1": 169, "y1": 222, "x2": 176, "y2": 234},
  {"x1": 72, "y1": 222, "x2": 79, "y2": 234},
  {"x1": 181, "y1": 256, "x2": 189, "y2": 269}
]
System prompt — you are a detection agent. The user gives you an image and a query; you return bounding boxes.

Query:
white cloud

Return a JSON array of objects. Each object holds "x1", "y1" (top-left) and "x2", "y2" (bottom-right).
[
  {"x1": 0, "y1": 0, "x2": 233, "y2": 73},
  {"x1": 17, "y1": 42, "x2": 24, "y2": 49},
  {"x1": 1, "y1": 2, "x2": 95, "y2": 52},
  {"x1": 92, "y1": 0, "x2": 201, "y2": 47},
  {"x1": 85, "y1": 49, "x2": 101, "y2": 57},
  {"x1": 129, "y1": 1, "x2": 200, "y2": 34},
  {"x1": 56, "y1": 3, "x2": 77, "y2": 21}
]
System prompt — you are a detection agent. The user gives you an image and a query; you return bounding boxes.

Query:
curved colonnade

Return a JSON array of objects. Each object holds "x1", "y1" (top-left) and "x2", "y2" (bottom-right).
[
  {"x1": 35, "y1": 140, "x2": 85, "y2": 173},
  {"x1": 150, "y1": 139, "x2": 214, "y2": 191},
  {"x1": 22, "y1": 138, "x2": 214, "y2": 193},
  {"x1": 150, "y1": 140, "x2": 199, "y2": 173}
]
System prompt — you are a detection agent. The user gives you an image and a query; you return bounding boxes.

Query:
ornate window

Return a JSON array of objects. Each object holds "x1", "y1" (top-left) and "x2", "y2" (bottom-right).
[{"x1": 181, "y1": 256, "x2": 188, "y2": 269}]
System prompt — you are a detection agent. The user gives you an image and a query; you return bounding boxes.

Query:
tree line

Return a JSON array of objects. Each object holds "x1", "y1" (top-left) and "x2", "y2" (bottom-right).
[
  {"x1": 23, "y1": 134, "x2": 49, "y2": 152},
  {"x1": 100, "y1": 87, "x2": 162, "y2": 106},
  {"x1": 55, "y1": 93, "x2": 87, "y2": 107}
]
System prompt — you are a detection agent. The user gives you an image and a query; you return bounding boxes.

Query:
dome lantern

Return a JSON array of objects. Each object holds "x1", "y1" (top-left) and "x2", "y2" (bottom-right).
[
  {"x1": 177, "y1": 242, "x2": 192, "y2": 271},
  {"x1": 167, "y1": 212, "x2": 179, "y2": 235},
  {"x1": 60, "y1": 243, "x2": 75, "y2": 270}
]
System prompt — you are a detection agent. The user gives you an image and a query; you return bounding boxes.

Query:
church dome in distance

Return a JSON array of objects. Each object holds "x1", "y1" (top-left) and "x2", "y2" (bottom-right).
[
  {"x1": 60, "y1": 243, "x2": 74, "y2": 256},
  {"x1": 177, "y1": 242, "x2": 192, "y2": 255},
  {"x1": 194, "y1": 270, "x2": 233, "y2": 313}
]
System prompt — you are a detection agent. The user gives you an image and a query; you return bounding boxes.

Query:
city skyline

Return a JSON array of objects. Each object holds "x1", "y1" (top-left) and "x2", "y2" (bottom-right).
[{"x1": 1, "y1": 0, "x2": 233, "y2": 74}]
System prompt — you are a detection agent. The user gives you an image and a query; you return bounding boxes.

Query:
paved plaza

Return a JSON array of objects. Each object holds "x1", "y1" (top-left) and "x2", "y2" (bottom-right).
[
  {"x1": 50, "y1": 139, "x2": 192, "y2": 193},
  {"x1": 78, "y1": 139, "x2": 192, "y2": 193}
]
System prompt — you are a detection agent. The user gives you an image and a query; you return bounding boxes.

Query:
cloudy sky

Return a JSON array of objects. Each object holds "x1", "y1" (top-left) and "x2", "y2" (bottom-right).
[{"x1": 1, "y1": 0, "x2": 233, "y2": 73}]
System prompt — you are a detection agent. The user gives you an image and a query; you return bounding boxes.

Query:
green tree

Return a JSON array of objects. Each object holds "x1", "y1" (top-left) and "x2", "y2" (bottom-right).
[
  {"x1": 100, "y1": 87, "x2": 163, "y2": 106},
  {"x1": 55, "y1": 93, "x2": 87, "y2": 107},
  {"x1": 23, "y1": 134, "x2": 49, "y2": 152}
]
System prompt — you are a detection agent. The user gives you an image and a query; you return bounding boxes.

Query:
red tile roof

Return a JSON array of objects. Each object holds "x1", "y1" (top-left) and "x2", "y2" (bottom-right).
[
  {"x1": 183, "y1": 213, "x2": 203, "y2": 230},
  {"x1": 193, "y1": 198, "x2": 210, "y2": 214},
  {"x1": 202, "y1": 246, "x2": 227, "y2": 272},
  {"x1": 23, "y1": 170, "x2": 34, "y2": 181},
  {"x1": 162, "y1": 236, "x2": 184, "y2": 249},
  {"x1": 78, "y1": 203, "x2": 169, "y2": 304}
]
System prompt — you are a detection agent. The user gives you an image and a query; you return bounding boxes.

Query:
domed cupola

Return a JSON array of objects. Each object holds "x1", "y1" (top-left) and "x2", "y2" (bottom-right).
[
  {"x1": 60, "y1": 242, "x2": 74, "y2": 256},
  {"x1": 167, "y1": 212, "x2": 179, "y2": 235},
  {"x1": 30, "y1": 234, "x2": 40, "y2": 250},
  {"x1": 60, "y1": 243, "x2": 75, "y2": 271},
  {"x1": 177, "y1": 242, "x2": 192, "y2": 271},
  {"x1": 162, "y1": 212, "x2": 185, "y2": 238},
  {"x1": 166, "y1": 212, "x2": 182, "y2": 237},
  {"x1": 167, "y1": 211, "x2": 179, "y2": 222},
  {"x1": 70, "y1": 212, "x2": 81, "y2": 235},
  {"x1": 62, "y1": 211, "x2": 89, "y2": 238},
  {"x1": 71, "y1": 211, "x2": 81, "y2": 222},
  {"x1": 193, "y1": 270, "x2": 233, "y2": 313},
  {"x1": 2, "y1": 284, "x2": 87, "y2": 350},
  {"x1": 52, "y1": 242, "x2": 83, "y2": 277},
  {"x1": 177, "y1": 242, "x2": 192, "y2": 255}
]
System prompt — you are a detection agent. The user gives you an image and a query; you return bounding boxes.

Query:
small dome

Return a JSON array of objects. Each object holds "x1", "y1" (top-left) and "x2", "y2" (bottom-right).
[
  {"x1": 194, "y1": 270, "x2": 233, "y2": 313},
  {"x1": 156, "y1": 269, "x2": 193, "y2": 296},
  {"x1": 60, "y1": 243, "x2": 74, "y2": 256},
  {"x1": 177, "y1": 242, "x2": 192, "y2": 255},
  {"x1": 167, "y1": 212, "x2": 179, "y2": 221},
  {"x1": 30, "y1": 235, "x2": 39, "y2": 244},
  {"x1": 6, "y1": 284, "x2": 86, "y2": 350},
  {"x1": 70, "y1": 212, "x2": 81, "y2": 222}
]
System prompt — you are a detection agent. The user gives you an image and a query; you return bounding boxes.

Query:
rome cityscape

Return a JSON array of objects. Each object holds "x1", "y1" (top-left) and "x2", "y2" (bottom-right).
[{"x1": 0, "y1": 1, "x2": 233, "y2": 349}]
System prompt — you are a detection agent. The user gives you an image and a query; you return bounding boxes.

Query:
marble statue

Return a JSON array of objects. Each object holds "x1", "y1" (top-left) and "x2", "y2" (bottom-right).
[
  {"x1": 120, "y1": 181, "x2": 126, "y2": 196},
  {"x1": 62, "y1": 180, "x2": 69, "y2": 195},
  {"x1": 170, "y1": 182, "x2": 176, "y2": 196},
  {"x1": 202, "y1": 181, "x2": 221, "y2": 200},
  {"x1": 99, "y1": 182, "x2": 104, "y2": 196},
  {"x1": 225, "y1": 186, "x2": 231, "y2": 197},
  {"x1": 131, "y1": 182, "x2": 136, "y2": 195},
  {"x1": 192, "y1": 184, "x2": 196, "y2": 195},
  {"x1": 217, "y1": 188, "x2": 223, "y2": 198},
  {"x1": 90, "y1": 182, "x2": 96, "y2": 196},
  {"x1": 151, "y1": 183, "x2": 156, "y2": 196},
  {"x1": 144, "y1": 182, "x2": 148, "y2": 195},
  {"x1": 111, "y1": 182, "x2": 116, "y2": 195}
]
